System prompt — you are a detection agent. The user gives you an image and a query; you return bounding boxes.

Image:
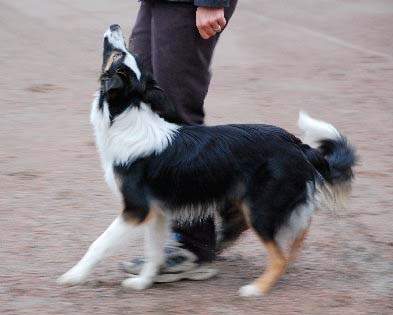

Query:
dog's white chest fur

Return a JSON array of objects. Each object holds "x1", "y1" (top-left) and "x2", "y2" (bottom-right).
[{"x1": 90, "y1": 94, "x2": 179, "y2": 194}]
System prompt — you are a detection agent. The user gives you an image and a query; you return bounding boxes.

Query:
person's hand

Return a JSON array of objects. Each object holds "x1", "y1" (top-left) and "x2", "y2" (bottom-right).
[{"x1": 196, "y1": 7, "x2": 226, "y2": 40}]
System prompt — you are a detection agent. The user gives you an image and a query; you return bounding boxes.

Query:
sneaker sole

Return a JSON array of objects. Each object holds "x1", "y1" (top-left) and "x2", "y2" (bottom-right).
[{"x1": 154, "y1": 266, "x2": 219, "y2": 283}]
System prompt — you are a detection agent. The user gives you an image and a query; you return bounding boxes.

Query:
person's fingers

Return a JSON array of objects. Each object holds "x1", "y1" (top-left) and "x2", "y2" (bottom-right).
[
  {"x1": 197, "y1": 27, "x2": 211, "y2": 39},
  {"x1": 203, "y1": 24, "x2": 216, "y2": 37},
  {"x1": 197, "y1": 18, "x2": 213, "y2": 39},
  {"x1": 217, "y1": 16, "x2": 226, "y2": 29},
  {"x1": 197, "y1": 15, "x2": 224, "y2": 39},
  {"x1": 196, "y1": 7, "x2": 226, "y2": 40},
  {"x1": 210, "y1": 20, "x2": 222, "y2": 33}
]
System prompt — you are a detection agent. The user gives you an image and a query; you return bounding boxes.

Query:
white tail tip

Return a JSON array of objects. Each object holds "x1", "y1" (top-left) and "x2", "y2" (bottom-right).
[{"x1": 298, "y1": 111, "x2": 340, "y2": 148}]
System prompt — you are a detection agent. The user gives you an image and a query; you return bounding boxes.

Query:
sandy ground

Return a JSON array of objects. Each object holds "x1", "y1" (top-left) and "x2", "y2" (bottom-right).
[{"x1": 1, "y1": 0, "x2": 393, "y2": 314}]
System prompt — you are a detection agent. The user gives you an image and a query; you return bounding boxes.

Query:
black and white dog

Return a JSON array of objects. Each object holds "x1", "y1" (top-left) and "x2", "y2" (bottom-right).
[{"x1": 58, "y1": 25, "x2": 356, "y2": 296}]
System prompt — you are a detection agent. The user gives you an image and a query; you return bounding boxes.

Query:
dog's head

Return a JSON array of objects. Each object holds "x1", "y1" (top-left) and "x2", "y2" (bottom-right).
[
  {"x1": 100, "y1": 25, "x2": 180, "y2": 123},
  {"x1": 100, "y1": 25, "x2": 143, "y2": 109}
]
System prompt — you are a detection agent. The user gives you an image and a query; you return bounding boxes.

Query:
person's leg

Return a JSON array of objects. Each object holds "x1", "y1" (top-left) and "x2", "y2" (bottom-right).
[
  {"x1": 151, "y1": 1, "x2": 237, "y2": 125},
  {"x1": 150, "y1": 0, "x2": 238, "y2": 262}
]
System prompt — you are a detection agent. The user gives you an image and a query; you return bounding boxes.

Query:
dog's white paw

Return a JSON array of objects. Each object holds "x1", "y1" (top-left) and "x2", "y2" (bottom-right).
[
  {"x1": 238, "y1": 284, "x2": 263, "y2": 297},
  {"x1": 57, "y1": 267, "x2": 88, "y2": 286},
  {"x1": 121, "y1": 277, "x2": 153, "y2": 290}
]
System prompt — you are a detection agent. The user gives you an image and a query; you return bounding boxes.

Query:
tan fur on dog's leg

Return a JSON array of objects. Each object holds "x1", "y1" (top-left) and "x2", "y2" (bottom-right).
[
  {"x1": 289, "y1": 228, "x2": 309, "y2": 263},
  {"x1": 255, "y1": 241, "x2": 288, "y2": 293},
  {"x1": 239, "y1": 241, "x2": 288, "y2": 297}
]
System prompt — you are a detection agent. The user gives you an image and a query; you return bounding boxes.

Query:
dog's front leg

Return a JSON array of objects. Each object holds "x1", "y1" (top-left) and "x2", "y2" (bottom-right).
[
  {"x1": 122, "y1": 212, "x2": 169, "y2": 290},
  {"x1": 58, "y1": 216, "x2": 135, "y2": 285}
]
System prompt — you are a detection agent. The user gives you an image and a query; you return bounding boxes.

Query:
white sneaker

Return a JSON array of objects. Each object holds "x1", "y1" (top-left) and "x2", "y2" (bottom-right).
[{"x1": 120, "y1": 245, "x2": 218, "y2": 283}]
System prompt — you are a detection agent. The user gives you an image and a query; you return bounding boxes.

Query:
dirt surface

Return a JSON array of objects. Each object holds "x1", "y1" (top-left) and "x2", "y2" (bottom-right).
[{"x1": 1, "y1": 1, "x2": 392, "y2": 314}]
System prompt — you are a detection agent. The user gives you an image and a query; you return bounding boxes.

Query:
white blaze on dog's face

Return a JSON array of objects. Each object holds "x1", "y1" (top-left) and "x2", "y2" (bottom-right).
[{"x1": 103, "y1": 24, "x2": 141, "y2": 80}]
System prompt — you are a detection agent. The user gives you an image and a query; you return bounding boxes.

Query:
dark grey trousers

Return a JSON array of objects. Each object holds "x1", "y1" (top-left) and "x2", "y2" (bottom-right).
[{"x1": 129, "y1": 0, "x2": 237, "y2": 262}]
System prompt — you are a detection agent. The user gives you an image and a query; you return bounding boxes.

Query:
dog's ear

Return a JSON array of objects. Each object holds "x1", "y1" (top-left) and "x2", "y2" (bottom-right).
[
  {"x1": 142, "y1": 75, "x2": 183, "y2": 124},
  {"x1": 102, "y1": 74, "x2": 124, "y2": 94}
]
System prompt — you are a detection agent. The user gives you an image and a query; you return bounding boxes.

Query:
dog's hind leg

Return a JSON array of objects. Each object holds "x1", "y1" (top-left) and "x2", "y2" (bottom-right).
[
  {"x1": 122, "y1": 211, "x2": 170, "y2": 290},
  {"x1": 238, "y1": 172, "x2": 315, "y2": 296},
  {"x1": 239, "y1": 237, "x2": 289, "y2": 297},
  {"x1": 57, "y1": 215, "x2": 139, "y2": 285},
  {"x1": 288, "y1": 228, "x2": 309, "y2": 263},
  {"x1": 238, "y1": 195, "x2": 291, "y2": 297}
]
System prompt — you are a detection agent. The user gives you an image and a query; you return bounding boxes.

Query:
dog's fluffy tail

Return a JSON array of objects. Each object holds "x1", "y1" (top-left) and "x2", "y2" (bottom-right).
[{"x1": 298, "y1": 111, "x2": 357, "y2": 211}]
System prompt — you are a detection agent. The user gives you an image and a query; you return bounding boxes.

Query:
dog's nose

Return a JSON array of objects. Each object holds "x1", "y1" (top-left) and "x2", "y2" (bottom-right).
[{"x1": 110, "y1": 24, "x2": 121, "y2": 32}]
